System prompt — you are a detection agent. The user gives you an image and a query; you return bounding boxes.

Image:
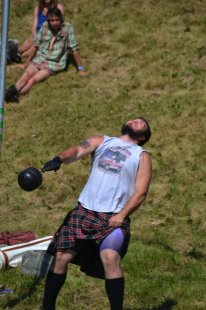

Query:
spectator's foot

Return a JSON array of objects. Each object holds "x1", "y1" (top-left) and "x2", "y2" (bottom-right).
[
  {"x1": 5, "y1": 85, "x2": 19, "y2": 103},
  {"x1": 14, "y1": 52, "x2": 22, "y2": 64},
  {"x1": 0, "y1": 288, "x2": 13, "y2": 295},
  {"x1": 0, "y1": 284, "x2": 5, "y2": 292},
  {"x1": 0, "y1": 284, "x2": 13, "y2": 295}
]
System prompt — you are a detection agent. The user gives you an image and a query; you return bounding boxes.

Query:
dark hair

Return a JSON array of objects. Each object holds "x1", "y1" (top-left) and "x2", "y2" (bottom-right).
[
  {"x1": 121, "y1": 117, "x2": 151, "y2": 146},
  {"x1": 38, "y1": 0, "x2": 59, "y2": 11},
  {"x1": 47, "y1": 7, "x2": 64, "y2": 23}
]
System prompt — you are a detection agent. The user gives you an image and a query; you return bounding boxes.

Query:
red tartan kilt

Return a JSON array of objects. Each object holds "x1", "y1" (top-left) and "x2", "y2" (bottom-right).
[
  {"x1": 47, "y1": 204, "x2": 131, "y2": 279},
  {"x1": 47, "y1": 203, "x2": 130, "y2": 253}
]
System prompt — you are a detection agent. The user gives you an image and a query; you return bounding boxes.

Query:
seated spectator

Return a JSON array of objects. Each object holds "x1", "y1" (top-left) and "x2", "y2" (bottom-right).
[
  {"x1": 5, "y1": 7, "x2": 85, "y2": 103},
  {"x1": 19, "y1": 0, "x2": 64, "y2": 60}
]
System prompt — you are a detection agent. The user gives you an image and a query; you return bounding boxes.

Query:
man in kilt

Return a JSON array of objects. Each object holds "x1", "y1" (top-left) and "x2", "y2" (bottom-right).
[{"x1": 41, "y1": 117, "x2": 152, "y2": 310}]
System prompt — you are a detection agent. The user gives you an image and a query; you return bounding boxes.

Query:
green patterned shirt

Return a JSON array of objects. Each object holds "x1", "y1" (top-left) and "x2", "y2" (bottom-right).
[{"x1": 32, "y1": 21, "x2": 79, "y2": 72}]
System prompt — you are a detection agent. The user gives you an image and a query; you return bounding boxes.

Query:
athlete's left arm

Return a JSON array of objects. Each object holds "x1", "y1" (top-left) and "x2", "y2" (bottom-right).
[{"x1": 108, "y1": 151, "x2": 152, "y2": 227}]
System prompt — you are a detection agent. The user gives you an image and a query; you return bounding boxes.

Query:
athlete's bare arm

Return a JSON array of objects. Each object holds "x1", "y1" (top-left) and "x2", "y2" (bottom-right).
[
  {"x1": 58, "y1": 135, "x2": 104, "y2": 164},
  {"x1": 109, "y1": 151, "x2": 152, "y2": 227}
]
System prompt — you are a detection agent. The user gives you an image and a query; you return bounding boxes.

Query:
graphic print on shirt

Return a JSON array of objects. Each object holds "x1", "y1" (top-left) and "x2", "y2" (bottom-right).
[{"x1": 98, "y1": 147, "x2": 132, "y2": 174}]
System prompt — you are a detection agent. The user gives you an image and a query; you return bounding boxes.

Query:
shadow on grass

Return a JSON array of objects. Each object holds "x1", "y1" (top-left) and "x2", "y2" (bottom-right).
[
  {"x1": 140, "y1": 238, "x2": 175, "y2": 253},
  {"x1": 141, "y1": 238, "x2": 206, "y2": 262},
  {"x1": 126, "y1": 298, "x2": 177, "y2": 310},
  {"x1": 2, "y1": 277, "x2": 42, "y2": 308},
  {"x1": 2, "y1": 251, "x2": 52, "y2": 308}
]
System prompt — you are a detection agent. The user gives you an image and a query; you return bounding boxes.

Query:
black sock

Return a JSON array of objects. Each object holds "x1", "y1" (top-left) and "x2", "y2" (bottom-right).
[
  {"x1": 105, "y1": 277, "x2": 124, "y2": 310},
  {"x1": 42, "y1": 271, "x2": 67, "y2": 310}
]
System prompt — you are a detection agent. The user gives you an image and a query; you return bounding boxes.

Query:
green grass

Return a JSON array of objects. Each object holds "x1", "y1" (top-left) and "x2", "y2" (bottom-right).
[{"x1": 0, "y1": 0, "x2": 206, "y2": 309}]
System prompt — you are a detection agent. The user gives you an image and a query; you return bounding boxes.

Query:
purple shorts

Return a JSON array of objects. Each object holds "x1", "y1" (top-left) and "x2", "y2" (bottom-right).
[{"x1": 99, "y1": 228, "x2": 125, "y2": 254}]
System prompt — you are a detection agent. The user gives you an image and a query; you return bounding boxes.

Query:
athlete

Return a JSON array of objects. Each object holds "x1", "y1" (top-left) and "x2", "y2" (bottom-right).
[{"x1": 41, "y1": 117, "x2": 152, "y2": 310}]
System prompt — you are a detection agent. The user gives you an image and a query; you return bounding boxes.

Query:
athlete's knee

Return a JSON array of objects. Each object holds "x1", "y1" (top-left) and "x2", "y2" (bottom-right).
[
  {"x1": 101, "y1": 250, "x2": 121, "y2": 270},
  {"x1": 101, "y1": 252, "x2": 123, "y2": 278},
  {"x1": 55, "y1": 251, "x2": 73, "y2": 264},
  {"x1": 57, "y1": 250, "x2": 76, "y2": 265},
  {"x1": 51, "y1": 251, "x2": 74, "y2": 274}
]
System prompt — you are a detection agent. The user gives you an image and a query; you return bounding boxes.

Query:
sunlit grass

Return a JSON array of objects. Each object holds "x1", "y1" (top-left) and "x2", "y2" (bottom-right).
[{"x1": 0, "y1": 0, "x2": 206, "y2": 309}]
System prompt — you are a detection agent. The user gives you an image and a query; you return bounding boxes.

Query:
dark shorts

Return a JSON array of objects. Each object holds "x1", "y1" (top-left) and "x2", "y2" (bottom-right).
[{"x1": 47, "y1": 204, "x2": 131, "y2": 279}]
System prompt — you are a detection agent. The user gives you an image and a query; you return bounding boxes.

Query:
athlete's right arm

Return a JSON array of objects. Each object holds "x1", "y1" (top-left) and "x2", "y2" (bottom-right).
[
  {"x1": 58, "y1": 135, "x2": 104, "y2": 164},
  {"x1": 41, "y1": 135, "x2": 104, "y2": 172}
]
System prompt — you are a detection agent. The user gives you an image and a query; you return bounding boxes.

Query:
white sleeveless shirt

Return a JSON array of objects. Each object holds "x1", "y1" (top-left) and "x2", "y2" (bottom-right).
[{"x1": 78, "y1": 136, "x2": 144, "y2": 213}]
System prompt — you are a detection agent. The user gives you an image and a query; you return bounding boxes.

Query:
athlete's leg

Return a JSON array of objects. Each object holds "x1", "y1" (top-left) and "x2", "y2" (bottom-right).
[
  {"x1": 42, "y1": 250, "x2": 76, "y2": 310},
  {"x1": 100, "y1": 229, "x2": 125, "y2": 310},
  {"x1": 100, "y1": 228, "x2": 125, "y2": 256}
]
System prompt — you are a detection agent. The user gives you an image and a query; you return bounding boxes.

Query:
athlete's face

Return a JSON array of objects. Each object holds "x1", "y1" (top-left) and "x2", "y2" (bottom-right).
[
  {"x1": 121, "y1": 118, "x2": 150, "y2": 145},
  {"x1": 126, "y1": 118, "x2": 147, "y2": 132}
]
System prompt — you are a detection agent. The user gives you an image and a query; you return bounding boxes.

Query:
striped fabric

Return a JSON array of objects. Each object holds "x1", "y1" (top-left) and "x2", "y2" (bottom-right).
[{"x1": 32, "y1": 21, "x2": 79, "y2": 72}]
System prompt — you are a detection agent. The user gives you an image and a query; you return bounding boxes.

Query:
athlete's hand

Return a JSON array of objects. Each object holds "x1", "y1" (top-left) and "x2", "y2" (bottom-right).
[
  {"x1": 41, "y1": 156, "x2": 62, "y2": 172},
  {"x1": 108, "y1": 214, "x2": 124, "y2": 227}
]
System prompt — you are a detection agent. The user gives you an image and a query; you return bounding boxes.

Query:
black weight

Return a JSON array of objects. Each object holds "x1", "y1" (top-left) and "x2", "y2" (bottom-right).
[{"x1": 18, "y1": 167, "x2": 43, "y2": 191}]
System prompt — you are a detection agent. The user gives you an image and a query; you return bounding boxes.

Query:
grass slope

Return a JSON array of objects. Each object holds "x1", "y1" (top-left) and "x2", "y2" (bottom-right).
[{"x1": 0, "y1": 0, "x2": 206, "y2": 309}]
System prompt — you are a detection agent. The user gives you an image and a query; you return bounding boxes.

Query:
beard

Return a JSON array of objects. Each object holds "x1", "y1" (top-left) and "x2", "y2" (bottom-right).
[{"x1": 121, "y1": 124, "x2": 146, "y2": 143}]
